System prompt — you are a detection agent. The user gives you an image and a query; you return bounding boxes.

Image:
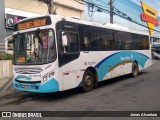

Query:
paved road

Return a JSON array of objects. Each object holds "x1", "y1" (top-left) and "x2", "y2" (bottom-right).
[
  {"x1": 0, "y1": 78, "x2": 13, "y2": 94},
  {"x1": 0, "y1": 60, "x2": 160, "y2": 119}
]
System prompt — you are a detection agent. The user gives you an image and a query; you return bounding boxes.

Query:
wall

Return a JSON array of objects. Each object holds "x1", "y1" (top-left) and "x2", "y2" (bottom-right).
[
  {"x1": 0, "y1": 0, "x2": 6, "y2": 49},
  {"x1": 53, "y1": 0, "x2": 84, "y2": 18},
  {"x1": 0, "y1": 60, "x2": 13, "y2": 79},
  {"x1": 54, "y1": 4, "x2": 83, "y2": 18},
  {"x1": 5, "y1": 0, "x2": 84, "y2": 18},
  {"x1": 5, "y1": 0, "x2": 48, "y2": 15}
]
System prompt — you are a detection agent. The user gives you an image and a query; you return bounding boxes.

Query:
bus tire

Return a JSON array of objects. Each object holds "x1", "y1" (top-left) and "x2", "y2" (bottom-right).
[
  {"x1": 81, "y1": 70, "x2": 94, "y2": 92},
  {"x1": 131, "y1": 62, "x2": 139, "y2": 77}
]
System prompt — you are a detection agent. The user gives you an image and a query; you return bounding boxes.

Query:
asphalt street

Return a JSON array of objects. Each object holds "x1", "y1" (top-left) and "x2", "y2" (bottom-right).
[{"x1": 0, "y1": 60, "x2": 160, "y2": 120}]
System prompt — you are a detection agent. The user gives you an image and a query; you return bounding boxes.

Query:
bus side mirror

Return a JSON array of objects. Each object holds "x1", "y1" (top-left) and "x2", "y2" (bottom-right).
[
  {"x1": 62, "y1": 32, "x2": 68, "y2": 47},
  {"x1": 5, "y1": 35, "x2": 13, "y2": 54}
]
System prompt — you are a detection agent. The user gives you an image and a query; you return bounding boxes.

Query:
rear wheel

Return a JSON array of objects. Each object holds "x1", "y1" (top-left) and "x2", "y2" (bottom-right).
[
  {"x1": 131, "y1": 62, "x2": 139, "y2": 77},
  {"x1": 81, "y1": 70, "x2": 94, "y2": 92}
]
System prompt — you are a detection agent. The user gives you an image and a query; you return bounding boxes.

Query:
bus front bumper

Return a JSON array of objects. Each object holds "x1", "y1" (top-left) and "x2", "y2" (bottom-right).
[{"x1": 13, "y1": 78, "x2": 59, "y2": 93}]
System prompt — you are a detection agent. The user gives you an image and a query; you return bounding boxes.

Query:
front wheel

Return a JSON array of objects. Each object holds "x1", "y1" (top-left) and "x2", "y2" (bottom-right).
[
  {"x1": 81, "y1": 70, "x2": 94, "y2": 92},
  {"x1": 131, "y1": 62, "x2": 139, "y2": 77}
]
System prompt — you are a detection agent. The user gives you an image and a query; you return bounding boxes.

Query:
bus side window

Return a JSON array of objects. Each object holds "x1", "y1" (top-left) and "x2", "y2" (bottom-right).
[
  {"x1": 132, "y1": 34, "x2": 141, "y2": 50},
  {"x1": 80, "y1": 36, "x2": 90, "y2": 51},
  {"x1": 141, "y1": 35, "x2": 149, "y2": 50},
  {"x1": 61, "y1": 32, "x2": 79, "y2": 53}
]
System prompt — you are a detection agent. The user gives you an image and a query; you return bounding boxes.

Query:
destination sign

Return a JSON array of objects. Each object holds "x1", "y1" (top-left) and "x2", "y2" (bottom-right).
[{"x1": 14, "y1": 16, "x2": 51, "y2": 31}]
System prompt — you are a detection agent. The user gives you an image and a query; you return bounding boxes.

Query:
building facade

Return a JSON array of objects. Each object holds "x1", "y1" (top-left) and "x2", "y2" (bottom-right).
[
  {"x1": 4, "y1": 0, "x2": 84, "y2": 40},
  {"x1": 53, "y1": 0, "x2": 84, "y2": 17},
  {"x1": 5, "y1": 0, "x2": 84, "y2": 17}
]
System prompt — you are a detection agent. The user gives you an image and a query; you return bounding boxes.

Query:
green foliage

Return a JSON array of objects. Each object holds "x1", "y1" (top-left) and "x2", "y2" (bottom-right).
[{"x1": 0, "y1": 54, "x2": 13, "y2": 60}]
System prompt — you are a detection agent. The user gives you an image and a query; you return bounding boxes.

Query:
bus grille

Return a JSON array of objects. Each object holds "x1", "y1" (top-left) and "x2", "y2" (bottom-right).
[{"x1": 14, "y1": 68, "x2": 42, "y2": 74}]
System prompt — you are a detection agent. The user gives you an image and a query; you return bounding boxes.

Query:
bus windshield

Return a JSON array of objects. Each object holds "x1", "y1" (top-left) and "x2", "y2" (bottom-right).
[{"x1": 13, "y1": 29, "x2": 56, "y2": 65}]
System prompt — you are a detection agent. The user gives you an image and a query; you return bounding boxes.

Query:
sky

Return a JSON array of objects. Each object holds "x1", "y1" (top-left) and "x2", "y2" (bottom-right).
[{"x1": 130, "y1": 0, "x2": 160, "y2": 16}]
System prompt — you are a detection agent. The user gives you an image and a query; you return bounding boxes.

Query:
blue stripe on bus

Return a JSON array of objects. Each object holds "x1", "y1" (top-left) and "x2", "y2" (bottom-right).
[
  {"x1": 95, "y1": 51, "x2": 150, "y2": 81},
  {"x1": 95, "y1": 52, "x2": 120, "y2": 68}
]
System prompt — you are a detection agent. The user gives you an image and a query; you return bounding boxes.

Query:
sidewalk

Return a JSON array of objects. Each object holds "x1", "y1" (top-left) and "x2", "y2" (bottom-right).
[{"x1": 0, "y1": 77, "x2": 14, "y2": 94}]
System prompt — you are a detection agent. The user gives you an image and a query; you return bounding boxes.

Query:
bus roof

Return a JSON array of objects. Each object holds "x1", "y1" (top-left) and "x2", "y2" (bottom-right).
[
  {"x1": 60, "y1": 15, "x2": 149, "y2": 36},
  {"x1": 15, "y1": 14, "x2": 149, "y2": 36}
]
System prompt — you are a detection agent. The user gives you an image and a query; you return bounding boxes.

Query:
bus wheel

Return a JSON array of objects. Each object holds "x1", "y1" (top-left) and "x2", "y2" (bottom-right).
[
  {"x1": 131, "y1": 62, "x2": 139, "y2": 77},
  {"x1": 81, "y1": 70, "x2": 94, "y2": 92}
]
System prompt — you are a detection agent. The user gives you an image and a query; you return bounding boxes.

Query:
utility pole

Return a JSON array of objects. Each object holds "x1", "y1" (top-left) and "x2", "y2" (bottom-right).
[
  {"x1": 39, "y1": 0, "x2": 53, "y2": 14},
  {"x1": 48, "y1": 0, "x2": 54, "y2": 14},
  {"x1": 109, "y1": 0, "x2": 114, "y2": 24}
]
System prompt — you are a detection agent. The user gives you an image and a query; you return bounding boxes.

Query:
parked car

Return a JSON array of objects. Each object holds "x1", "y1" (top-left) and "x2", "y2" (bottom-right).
[{"x1": 152, "y1": 48, "x2": 160, "y2": 60}]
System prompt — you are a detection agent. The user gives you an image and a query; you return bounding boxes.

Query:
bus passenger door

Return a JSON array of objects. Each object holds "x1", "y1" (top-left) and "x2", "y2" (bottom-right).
[{"x1": 59, "y1": 31, "x2": 81, "y2": 90}]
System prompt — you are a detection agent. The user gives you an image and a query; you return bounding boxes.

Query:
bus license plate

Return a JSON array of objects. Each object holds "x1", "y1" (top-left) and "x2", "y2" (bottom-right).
[{"x1": 22, "y1": 85, "x2": 30, "y2": 89}]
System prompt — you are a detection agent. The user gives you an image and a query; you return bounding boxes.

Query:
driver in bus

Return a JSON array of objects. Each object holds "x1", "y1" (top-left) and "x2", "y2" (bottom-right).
[{"x1": 33, "y1": 33, "x2": 42, "y2": 60}]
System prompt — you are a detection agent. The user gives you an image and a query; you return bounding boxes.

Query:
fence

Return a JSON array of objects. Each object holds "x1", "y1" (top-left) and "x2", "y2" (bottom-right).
[
  {"x1": 0, "y1": 43, "x2": 5, "y2": 50},
  {"x1": 0, "y1": 60, "x2": 13, "y2": 79}
]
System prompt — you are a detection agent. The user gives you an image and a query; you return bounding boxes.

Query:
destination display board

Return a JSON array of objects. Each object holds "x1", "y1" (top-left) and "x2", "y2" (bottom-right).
[{"x1": 14, "y1": 16, "x2": 52, "y2": 31}]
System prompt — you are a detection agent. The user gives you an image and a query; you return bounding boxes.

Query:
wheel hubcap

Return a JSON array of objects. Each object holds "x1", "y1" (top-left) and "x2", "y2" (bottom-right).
[{"x1": 84, "y1": 75, "x2": 92, "y2": 87}]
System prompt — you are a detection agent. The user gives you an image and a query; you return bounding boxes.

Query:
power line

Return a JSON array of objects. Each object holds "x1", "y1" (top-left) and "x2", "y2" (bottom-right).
[
  {"x1": 78, "y1": 0, "x2": 160, "y2": 33},
  {"x1": 95, "y1": 0, "x2": 108, "y2": 6},
  {"x1": 83, "y1": 0, "x2": 110, "y2": 13},
  {"x1": 74, "y1": 0, "x2": 109, "y2": 10},
  {"x1": 74, "y1": 0, "x2": 85, "y2": 4}
]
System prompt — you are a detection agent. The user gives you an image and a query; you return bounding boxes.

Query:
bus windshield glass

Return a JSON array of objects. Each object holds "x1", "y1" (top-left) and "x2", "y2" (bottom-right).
[{"x1": 13, "y1": 29, "x2": 56, "y2": 65}]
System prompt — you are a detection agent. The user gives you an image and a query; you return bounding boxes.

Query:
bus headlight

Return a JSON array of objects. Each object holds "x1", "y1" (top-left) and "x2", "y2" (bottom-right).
[
  {"x1": 42, "y1": 75, "x2": 48, "y2": 83},
  {"x1": 49, "y1": 71, "x2": 55, "y2": 78}
]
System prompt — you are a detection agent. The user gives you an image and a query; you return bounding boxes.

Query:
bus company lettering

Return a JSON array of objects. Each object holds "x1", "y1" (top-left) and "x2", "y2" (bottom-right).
[
  {"x1": 120, "y1": 55, "x2": 133, "y2": 61},
  {"x1": 18, "y1": 19, "x2": 46, "y2": 30}
]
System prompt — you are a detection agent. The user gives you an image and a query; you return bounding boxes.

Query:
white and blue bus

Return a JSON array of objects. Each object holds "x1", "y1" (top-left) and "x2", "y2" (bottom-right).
[{"x1": 12, "y1": 15, "x2": 151, "y2": 93}]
